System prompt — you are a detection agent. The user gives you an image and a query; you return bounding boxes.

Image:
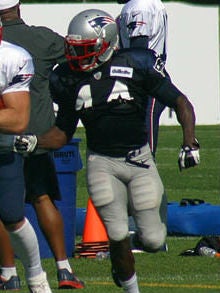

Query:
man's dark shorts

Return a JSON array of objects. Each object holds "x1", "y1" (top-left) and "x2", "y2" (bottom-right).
[
  {"x1": 24, "y1": 153, "x2": 61, "y2": 203},
  {"x1": 0, "y1": 153, "x2": 25, "y2": 224}
]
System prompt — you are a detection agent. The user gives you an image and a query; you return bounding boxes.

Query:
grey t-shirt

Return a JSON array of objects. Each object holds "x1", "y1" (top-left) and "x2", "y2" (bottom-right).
[{"x1": 3, "y1": 18, "x2": 66, "y2": 153}]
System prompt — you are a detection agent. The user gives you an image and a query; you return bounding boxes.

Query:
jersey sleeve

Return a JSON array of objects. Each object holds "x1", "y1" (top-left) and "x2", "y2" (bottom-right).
[
  {"x1": 139, "y1": 50, "x2": 183, "y2": 107},
  {"x1": 3, "y1": 49, "x2": 34, "y2": 94},
  {"x1": 119, "y1": 9, "x2": 153, "y2": 48},
  {"x1": 127, "y1": 10, "x2": 153, "y2": 38}
]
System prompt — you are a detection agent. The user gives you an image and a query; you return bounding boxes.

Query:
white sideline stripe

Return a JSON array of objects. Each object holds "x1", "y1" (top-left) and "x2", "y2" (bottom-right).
[{"x1": 88, "y1": 281, "x2": 220, "y2": 289}]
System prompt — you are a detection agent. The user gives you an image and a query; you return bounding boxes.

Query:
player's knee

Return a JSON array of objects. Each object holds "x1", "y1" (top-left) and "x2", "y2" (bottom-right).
[
  {"x1": 141, "y1": 224, "x2": 166, "y2": 252},
  {"x1": 108, "y1": 224, "x2": 129, "y2": 241}
]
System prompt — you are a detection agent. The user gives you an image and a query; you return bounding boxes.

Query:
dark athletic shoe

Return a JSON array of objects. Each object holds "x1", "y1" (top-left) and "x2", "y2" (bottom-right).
[
  {"x1": 0, "y1": 275, "x2": 21, "y2": 290},
  {"x1": 57, "y1": 269, "x2": 85, "y2": 289}
]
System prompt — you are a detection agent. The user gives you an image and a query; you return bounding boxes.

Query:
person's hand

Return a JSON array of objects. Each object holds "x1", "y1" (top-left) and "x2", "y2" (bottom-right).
[
  {"x1": 178, "y1": 139, "x2": 200, "y2": 171},
  {"x1": 13, "y1": 134, "x2": 38, "y2": 154}
]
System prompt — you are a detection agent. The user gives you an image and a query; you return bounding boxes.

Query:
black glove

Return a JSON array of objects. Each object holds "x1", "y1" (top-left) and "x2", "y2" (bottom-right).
[
  {"x1": 13, "y1": 134, "x2": 38, "y2": 154},
  {"x1": 178, "y1": 139, "x2": 200, "y2": 171}
]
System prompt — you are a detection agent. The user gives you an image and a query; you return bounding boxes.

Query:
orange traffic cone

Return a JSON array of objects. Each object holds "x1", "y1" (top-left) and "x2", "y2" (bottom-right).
[
  {"x1": 82, "y1": 198, "x2": 108, "y2": 243},
  {"x1": 75, "y1": 198, "x2": 109, "y2": 258}
]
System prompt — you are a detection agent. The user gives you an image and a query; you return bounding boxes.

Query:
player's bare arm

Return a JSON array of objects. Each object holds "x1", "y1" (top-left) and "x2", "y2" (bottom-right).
[
  {"x1": 37, "y1": 126, "x2": 68, "y2": 150},
  {"x1": 173, "y1": 94, "x2": 197, "y2": 148},
  {"x1": 173, "y1": 94, "x2": 200, "y2": 171},
  {"x1": 0, "y1": 91, "x2": 30, "y2": 133},
  {"x1": 12, "y1": 125, "x2": 68, "y2": 155}
]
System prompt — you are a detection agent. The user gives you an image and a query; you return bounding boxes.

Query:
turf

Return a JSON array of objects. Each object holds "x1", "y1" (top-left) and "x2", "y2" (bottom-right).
[{"x1": 14, "y1": 125, "x2": 220, "y2": 293}]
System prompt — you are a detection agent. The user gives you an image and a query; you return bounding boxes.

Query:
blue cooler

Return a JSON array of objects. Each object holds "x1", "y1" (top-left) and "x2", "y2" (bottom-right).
[{"x1": 25, "y1": 138, "x2": 82, "y2": 258}]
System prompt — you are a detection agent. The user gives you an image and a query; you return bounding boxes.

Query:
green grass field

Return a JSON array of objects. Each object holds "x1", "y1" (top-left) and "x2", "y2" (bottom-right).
[
  {"x1": 75, "y1": 125, "x2": 220, "y2": 206},
  {"x1": 15, "y1": 125, "x2": 220, "y2": 292}
]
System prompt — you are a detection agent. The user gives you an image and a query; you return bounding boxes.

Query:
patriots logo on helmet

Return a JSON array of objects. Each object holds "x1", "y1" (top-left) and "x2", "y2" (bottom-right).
[{"x1": 89, "y1": 16, "x2": 114, "y2": 33}]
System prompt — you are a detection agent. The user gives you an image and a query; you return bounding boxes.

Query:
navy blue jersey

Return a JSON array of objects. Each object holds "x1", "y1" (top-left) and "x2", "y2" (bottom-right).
[{"x1": 50, "y1": 48, "x2": 183, "y2": 156}]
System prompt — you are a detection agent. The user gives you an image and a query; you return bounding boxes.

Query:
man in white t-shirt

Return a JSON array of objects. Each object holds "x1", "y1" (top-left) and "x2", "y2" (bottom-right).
[{"x1": 0, "y1": 17, "x2": 52, "y2": 292}]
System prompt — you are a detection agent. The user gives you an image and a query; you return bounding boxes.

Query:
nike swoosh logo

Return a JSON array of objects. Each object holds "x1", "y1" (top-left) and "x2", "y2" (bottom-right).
[{"x1": 132, "y1": 12, "x2": 140, "y2": 17}]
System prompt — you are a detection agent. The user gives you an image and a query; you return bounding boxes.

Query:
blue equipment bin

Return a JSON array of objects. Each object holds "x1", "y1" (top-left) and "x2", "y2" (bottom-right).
[
  {"x1": 25, "y1": 138, "x2": 82, "y2": 258},
  {"x1": 76, "y1": 207, "x2": 87, "y2": 236}
]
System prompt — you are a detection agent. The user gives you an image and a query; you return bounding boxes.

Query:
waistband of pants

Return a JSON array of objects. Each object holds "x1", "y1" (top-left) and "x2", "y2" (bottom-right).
[
  {"x1": 125, "y1": 144, "x2": 150, "y2": 169},
  {"x1": 87, "y1": 143, "x2": 150, "y2": 158},
  {"x1": 127, "y1": 143, "x2": 150, "y2": 158}
]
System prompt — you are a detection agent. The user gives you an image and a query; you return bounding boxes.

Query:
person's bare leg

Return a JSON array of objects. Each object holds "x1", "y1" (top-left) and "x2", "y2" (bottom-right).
[
  {"x1": 34, "y1": 194, "x2": 66, "y2": 260},
  {"x1": 0, "y1": 220, "x2": 20, "y2": 290},
  {"x1": 0, "y1": 220, "x2": 15, "y2": 268},
  {"x1": 33, "y1": 194, "x2": 84, "y2": 289}
]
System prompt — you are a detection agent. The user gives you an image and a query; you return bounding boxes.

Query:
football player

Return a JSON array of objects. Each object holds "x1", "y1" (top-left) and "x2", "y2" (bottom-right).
[{"x1": 16, "y1": 9, "x2": 200, "y2": 293}]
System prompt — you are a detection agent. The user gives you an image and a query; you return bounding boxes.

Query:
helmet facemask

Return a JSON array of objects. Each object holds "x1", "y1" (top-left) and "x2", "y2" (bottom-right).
[{"x1": 65, "y1": 34, "x2": 109, "y2": 72}]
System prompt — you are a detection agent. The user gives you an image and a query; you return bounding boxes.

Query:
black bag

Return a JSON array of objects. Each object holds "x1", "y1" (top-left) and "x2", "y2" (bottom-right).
[
  {"x1": 195, "y1": 236, "x2": 220, "y2": 254},
  {"x1": 180, "y1": 236, "x2": 220, "y2": 256}
]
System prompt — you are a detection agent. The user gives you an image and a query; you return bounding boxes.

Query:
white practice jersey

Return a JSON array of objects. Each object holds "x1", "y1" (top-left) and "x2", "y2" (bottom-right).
[
  {"x1": 0, "y1": 40, "x2": 34, "y2": 96},
  {"x1": 118, "y1": 0, "x2": 168, "y2": 56}
]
